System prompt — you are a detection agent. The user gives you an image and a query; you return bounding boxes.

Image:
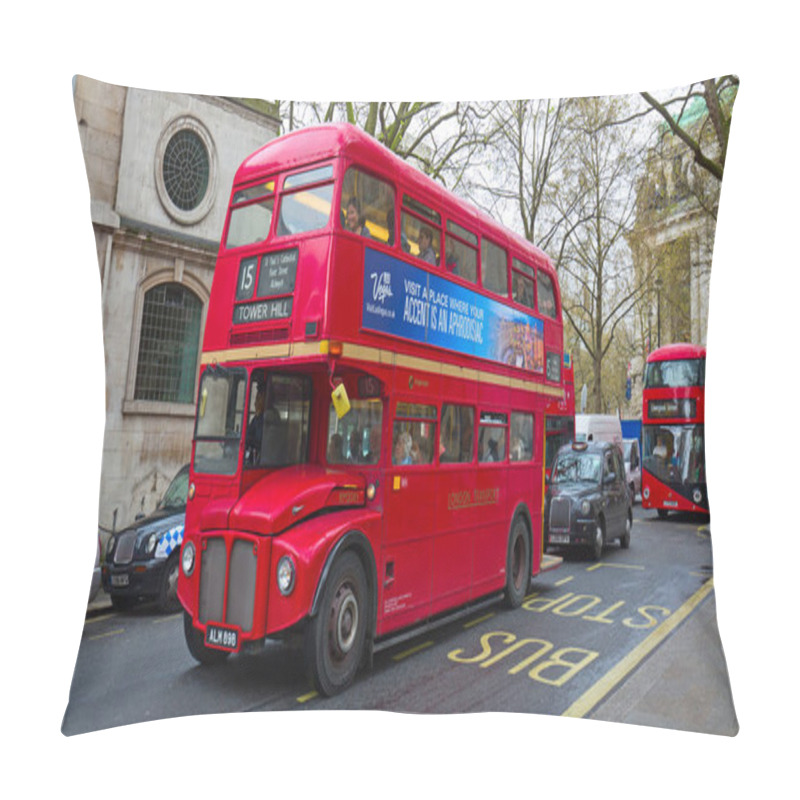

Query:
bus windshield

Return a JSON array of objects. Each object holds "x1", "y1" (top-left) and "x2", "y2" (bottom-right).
[
  {"x1": 193, "y1": 368, "x2": 247, "y2": 475},
  {"x1": 644, "y1": 358, "x2": 704, "y2": 388},
  {"x1": 643, "y1": 424, "x2": 706, "y2": 485}
]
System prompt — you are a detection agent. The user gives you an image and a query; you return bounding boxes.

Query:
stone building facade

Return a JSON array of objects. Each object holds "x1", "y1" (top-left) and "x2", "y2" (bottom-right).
[{"x1": 73, "y1": 76, "x2": 279, "y2": 533}]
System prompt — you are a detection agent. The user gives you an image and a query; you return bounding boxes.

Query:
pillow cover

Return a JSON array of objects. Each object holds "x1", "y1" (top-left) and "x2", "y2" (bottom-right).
[{"x1": 63, "y1": 76, "x2": 737, "y2": 740}]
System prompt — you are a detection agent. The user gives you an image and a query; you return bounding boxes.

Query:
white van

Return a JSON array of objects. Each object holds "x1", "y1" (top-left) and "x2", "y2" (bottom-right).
[{"x1": 574, "y1": 414, "x2": 623, "y2": 447}]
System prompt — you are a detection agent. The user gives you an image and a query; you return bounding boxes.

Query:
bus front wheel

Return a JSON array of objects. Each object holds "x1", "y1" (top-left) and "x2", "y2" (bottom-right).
[
  {"x1": 503, "y1": 516, "x2": 531, "y2": 609},
  {"x1": 305, "y1": 551, "x2": 368, "y2": 696},
  {"x1": 183, "y1": 612, "x2": 230, "y2": 665}
]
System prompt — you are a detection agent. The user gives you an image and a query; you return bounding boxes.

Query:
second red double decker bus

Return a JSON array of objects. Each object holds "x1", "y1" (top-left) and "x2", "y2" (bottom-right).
[
  {"x1": 177, "y1": 124, "x2": 571, "y2": 694},
  {"x1": 641, "y1": 343, "x2": 708, "y2": 517}
]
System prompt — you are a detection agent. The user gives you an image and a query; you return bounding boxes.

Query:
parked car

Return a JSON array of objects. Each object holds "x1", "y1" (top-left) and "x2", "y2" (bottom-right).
[
  {"x1": 88, "y1": 533, "x2": 102, "y2": 603},
  {"x1": 544, "y1": 441, "x2": 632, "y2": 560},
  {"x1": 103, "y1": 464, "x2": 189, "y2": 612},
  {"x1": 623, "y1": 438, "x2": 641, "y2": 503}
]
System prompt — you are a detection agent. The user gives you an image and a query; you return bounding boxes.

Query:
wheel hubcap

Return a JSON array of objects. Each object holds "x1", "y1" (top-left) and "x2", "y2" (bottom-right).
[{"x1": 329, "y1": 584, "x2": 358, "y2": 658}]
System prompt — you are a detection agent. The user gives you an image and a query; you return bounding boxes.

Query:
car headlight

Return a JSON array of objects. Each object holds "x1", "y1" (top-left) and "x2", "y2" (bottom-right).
[
  {"x1": 146, "y1": 533, "x2": 159, "y2": 555},
  {"x1": 181, "y1": 541, "x2": 196, "y2": 577},
  {"x1": 580, "y1": 500, "x2": 592, "y2": 515},
  {"x1": 277, "y1": 555, "x2": 296, "y2": 596}
]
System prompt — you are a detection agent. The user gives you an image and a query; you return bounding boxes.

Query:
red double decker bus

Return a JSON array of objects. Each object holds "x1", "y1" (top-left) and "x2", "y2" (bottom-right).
[
  {"x1": 641, "y1": 343, "x2": 708, "y2": 517},
  {"x1": 177, "y1": 124, "x2": 571, "y2": 695}
]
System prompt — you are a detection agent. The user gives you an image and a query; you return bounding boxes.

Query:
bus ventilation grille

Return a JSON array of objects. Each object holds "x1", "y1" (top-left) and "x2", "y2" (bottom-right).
[
  {"x1": 229, "y1": 327, "x2": 289, "y2": 347},
  {"x1": 197, "y1": 537, "x2": 257, "y2": 632}
]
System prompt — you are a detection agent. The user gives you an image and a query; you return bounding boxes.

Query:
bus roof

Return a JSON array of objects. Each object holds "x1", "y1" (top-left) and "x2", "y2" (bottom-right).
[
  {"x1": 646, "y1": 343, "x2": 706, "y2": 363},
  {"x1": 235, "y1": 123, "x2": 555, "y2": 274}
]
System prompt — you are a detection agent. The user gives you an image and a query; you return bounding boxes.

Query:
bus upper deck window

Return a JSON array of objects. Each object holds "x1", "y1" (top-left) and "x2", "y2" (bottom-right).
[
  {"x1": 481, "y1": 239, "x2": 508, "y2": 297},
  {"x1": 537, "y1": 271, "x2": 557, "y2": 318},
  {"x1": 341, "y1": 168, "x2": 396, "y2": 244},
  {"x1": 225, "y1": 180, "x2": 275, "y2": 249},
  {"x1": 277, "y1": 165, "x2": 334, "y2": 237}
]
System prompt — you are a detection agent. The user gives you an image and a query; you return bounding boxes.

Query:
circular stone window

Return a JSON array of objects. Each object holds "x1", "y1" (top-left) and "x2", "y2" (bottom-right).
[{"x1": 155, "y1": 117, "x2": 217, "y2": 225}]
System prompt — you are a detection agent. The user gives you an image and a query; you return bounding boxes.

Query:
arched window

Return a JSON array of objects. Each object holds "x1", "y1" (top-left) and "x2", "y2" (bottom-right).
[{"x1": 134, "y1": 283, "x2": 202, "y2": 403}]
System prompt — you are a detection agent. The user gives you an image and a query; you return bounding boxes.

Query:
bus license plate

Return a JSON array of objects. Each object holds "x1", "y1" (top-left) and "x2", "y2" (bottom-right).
[
  {"x1": 549, "y1": 534, "x2": 570, "y2": 544},
  {"x1": 111, "y1": 574, "x2": 129, "y2": 587},
  {"x1": 205, "y1": 625, "x2": 238, "y2": 651}
]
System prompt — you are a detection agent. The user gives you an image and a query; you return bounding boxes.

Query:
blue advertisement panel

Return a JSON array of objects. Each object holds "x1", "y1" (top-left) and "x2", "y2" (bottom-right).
[{"x1": 362, "y1": 248, "x2": 544, "y2": 372}]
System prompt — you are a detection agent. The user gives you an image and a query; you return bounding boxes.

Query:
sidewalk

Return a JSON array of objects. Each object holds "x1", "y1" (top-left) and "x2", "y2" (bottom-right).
[{"x1": 588, "y1": 588, "x2": 739, "y2": 736}]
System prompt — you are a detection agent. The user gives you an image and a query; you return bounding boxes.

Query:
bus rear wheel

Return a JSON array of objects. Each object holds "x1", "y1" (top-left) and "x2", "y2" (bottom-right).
[
  {"x1": 306, "y1": 551, "x2": 368, "y2": 696},
  {"x1": 504, "y1": 516, "x2": 531, "y2": 609}
]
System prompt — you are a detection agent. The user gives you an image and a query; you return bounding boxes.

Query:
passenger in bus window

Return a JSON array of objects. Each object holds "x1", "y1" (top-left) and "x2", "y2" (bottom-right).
[
  {"x1": 327, "y1": 432, "x2": 345, "y2": 463},
  {"x1": 393, "y1": 430, "x2": 413, "y2": 465},
  {"x1": 345, "y1": 198, "x2": 370, "y2": 237},
  {"x1": 445, "y1": 239, "x2": 459, "y2": 274},
  {"x1": 349, "y1": 429, "x2": 363, "y2": 463},
  {"x1": 365, "y1": 427, "x2": 381, "y2": 464},
  {"x1": 245, "y1": 383, "x2": 280, "y2": 463},
  {"x1": 418, "y1": 227, "x2": 437, "y2": 264}
]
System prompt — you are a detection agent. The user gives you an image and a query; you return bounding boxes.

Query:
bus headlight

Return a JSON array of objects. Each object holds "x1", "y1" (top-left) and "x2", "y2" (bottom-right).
[
  {"x1": 277, "y1": 555, "x2": 296, "y2": 596},
  {"x1": 643, "y1": 487, "x2": 650, "y2": 500},
  {"x1": 692, "y1": 489, "x2": 703, "y2": 504},
  {"x1": 182, "y1": 541, "x2": 196, "y2": 577}
]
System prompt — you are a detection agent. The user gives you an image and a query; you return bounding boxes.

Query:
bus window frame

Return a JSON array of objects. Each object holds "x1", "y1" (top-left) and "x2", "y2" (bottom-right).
[
  {"x1": 391, "y1": 400, "x2": 437, "y2": 467},
  {"x1": 339, "y1": 165, "x2": 397, "y2": 245},
  {"x1": 224, "y1": 177, "x2": 278, "y2": 251},
  {"x1": 478, "y1": 409, "x2": 509, "y2": 464},
  {"x1": 275, "y1": 163, "x2": 336, "y2": 240},
  {"x1": 401, "y1": 194, "x2": 442, "y2": 266},
  {"x1": 479, "y1": 237, "x2": 510, "y2": 298},
  {"x1": 444, "y1": 220, "x2": 478, "y2": 283},
  {"x1": 511, "y1": 258, "x2": 536, "y2": 311}
]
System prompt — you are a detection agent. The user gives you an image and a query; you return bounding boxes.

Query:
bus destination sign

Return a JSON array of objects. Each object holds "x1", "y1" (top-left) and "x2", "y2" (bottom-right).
[
  {"x1": 233, "y1": 297, "x2": 293, "y2": 325},
  {"x1": 235, "y1": 248, "x2": 298, "y2": 302}
]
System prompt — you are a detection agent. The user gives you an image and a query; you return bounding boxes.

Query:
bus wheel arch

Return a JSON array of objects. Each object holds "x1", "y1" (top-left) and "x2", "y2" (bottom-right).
[
  {"x1": 306, "y1": 530, "x2": 377, "y2": 695},
  {"x1": 504, "y1": 507, "x2": 532, "y2": 608}
]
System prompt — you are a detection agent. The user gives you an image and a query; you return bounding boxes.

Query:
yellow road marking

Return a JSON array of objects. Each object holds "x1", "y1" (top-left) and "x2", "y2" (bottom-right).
[
  {"x1": 297, "y1": 690, "x2": 319, "y2": 704},
  {"x1": 561, "y1": 578, "x2": 714, "y2": 719},
  {"x1": 585, "y1": 562, "x2": 645, "y2": 572},
  {"x1": 84, "y1": 613, "x2": 116, "y2": 625},
  {"x1": 392, "y1": 640, "x2": 435, "y2": 661},
  {"x1": 88, "y1": 628, "x2": 125, "y2": 641},
  {"x1": 153, "y1": 613, "x2": 183, "y2": 624},
  {"x1": 555, "y1": 576, "x2": 574, "y2": 586},
  {"x1": 463, "y1": 613, "x2": 495, "y2": 629}
]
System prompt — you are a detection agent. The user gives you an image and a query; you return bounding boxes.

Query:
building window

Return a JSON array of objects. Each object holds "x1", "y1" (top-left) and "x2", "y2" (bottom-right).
[
  {"x1": 163, "y1": 129, "x2": 210, "y2": 212},
  {"x1": 156, "y1": 116, "x2": 217, "y2": 225},
  {"x1": 134, "y1": 283, "x2": 202, "y2": 404}
]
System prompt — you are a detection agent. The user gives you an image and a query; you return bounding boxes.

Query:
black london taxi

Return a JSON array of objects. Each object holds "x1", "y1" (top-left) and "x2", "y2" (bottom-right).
[
  {"x1": 544, "y1": 441, "x2": 632, "y2": 560},
  {"x1": 103, "y1": 464, "x2": 189, "y2": 612}
]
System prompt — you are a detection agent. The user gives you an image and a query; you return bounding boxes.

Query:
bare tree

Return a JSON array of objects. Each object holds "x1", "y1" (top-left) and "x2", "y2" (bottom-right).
[
  {"x1": 280, "y1": 100, "x2": 488, "y2": 192},
  {"x1": 634, "y1": 77, "x2": 738, "y2": 183},
  {"x1": 467, "y1": 98, "x2": 573, "y2": 251},
  {"x1": 557, "y1": 96, "x2": 653, "y2": 413}
]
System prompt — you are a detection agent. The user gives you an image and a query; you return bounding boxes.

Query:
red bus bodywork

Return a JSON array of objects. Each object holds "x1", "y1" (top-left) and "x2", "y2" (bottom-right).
[
  {"x1": 177, "y1": 124, "x2": 571, "y2": 692},
  {"x1": 641, "y1": 343, "x2": 708, "y2": 516}
]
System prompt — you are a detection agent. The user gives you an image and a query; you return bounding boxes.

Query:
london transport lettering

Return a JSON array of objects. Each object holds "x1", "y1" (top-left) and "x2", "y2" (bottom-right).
[{"x1": 362, "y1": 248, "x2": 544, "y2": 372}]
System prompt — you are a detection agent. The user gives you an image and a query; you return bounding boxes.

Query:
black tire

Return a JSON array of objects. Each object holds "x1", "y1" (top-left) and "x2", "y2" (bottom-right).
[
  {"x1": 156, "y1": 554, "x2": 180, "y2": 613},
  {"x1": 305, "y1": 551, "x2": 369, "y2": 696},
  {"x1": 503, "y1": 516, "x2": 531, "y2": 609},
  {"x1": 110, "y1": 595, "x2": 136, "y2": 612},
  {"x1": 620, "y1": 511, "x2": 632, "y2": 549},
  {"x1": 591, "y1": 518, "x2": 605, "y2": 561},
  {"x1": 183, "y1": 611, "x2": 230, "y2": 665}
]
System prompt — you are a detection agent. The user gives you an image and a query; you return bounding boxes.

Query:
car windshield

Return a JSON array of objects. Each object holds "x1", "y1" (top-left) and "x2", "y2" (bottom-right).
[
  {"x1": 161, "y1": 468, "x2": 189, "y2": 509},
  {"x1": 552, "y1": 452, "x2": 602, "y2": 484}
]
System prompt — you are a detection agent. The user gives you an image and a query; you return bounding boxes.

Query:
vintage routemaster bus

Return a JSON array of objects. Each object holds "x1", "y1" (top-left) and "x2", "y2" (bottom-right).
[
  {"x1": 177, "y1": 123, "x2": 572, "y2": 695},
  {"x1": 641, "y1": 343, "x2": 708, "y2": 517}
]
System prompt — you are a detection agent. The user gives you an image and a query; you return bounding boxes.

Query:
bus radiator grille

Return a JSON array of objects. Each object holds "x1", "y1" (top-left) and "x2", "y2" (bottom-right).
[
  {"x1": 549, "y1": 497, "x2": 571, "y2": 530},
  {"x1": 197, "y1": 537, "x2": 257, "y2": 633}
]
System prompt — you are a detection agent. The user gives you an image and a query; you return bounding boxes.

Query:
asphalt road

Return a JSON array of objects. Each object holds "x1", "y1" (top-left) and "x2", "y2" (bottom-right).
[{"x1": 62, "y1": 505, "x2": 723, "y2": 735}]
